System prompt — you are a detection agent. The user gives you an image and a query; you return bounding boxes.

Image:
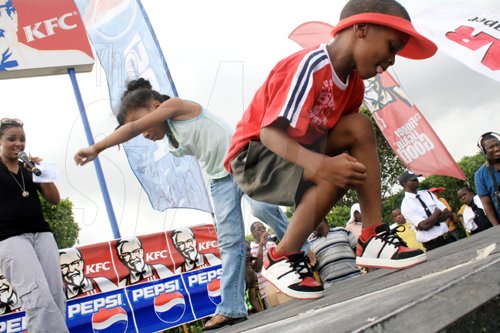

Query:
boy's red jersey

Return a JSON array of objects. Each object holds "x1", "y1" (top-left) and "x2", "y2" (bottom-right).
[{"x1": 224, "y1": 44, "x2": 364, "y2": 172}]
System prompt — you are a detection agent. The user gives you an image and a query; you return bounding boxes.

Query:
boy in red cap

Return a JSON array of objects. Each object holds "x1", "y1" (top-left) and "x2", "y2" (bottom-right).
[{"x1": 223, "y1": 0, "x2": 437, "y2": 299}]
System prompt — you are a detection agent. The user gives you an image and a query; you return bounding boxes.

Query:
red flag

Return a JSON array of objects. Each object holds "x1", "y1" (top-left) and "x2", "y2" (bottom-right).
[{"x1": 288, "y1": 21, "x2": 465, "y2": 180}]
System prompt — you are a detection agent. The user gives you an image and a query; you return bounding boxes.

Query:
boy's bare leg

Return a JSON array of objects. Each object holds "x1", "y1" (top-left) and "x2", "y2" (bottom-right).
[
  {"x1": 276, "y1": 178, "x2": 345, "y2": 254},
  {"x1": 325, "y1": 113, "x2": 382, "y2": 232},
  {"x1": 276, "y1": 113, "x2": 378, "y2": 254}
]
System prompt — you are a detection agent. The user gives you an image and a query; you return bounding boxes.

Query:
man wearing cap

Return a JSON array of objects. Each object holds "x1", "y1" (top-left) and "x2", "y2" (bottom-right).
[
  {"x1": 400, "y1": 171, "x2": 455, "y2": 251},
  {"x1": 428, "y1": 187, "x2": 460, "y2": 241}
]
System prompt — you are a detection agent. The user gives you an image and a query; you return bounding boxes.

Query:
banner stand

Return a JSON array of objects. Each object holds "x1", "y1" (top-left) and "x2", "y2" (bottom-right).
[{"x1": 68, "y1": 67, "x2": 121, "y2": 239}]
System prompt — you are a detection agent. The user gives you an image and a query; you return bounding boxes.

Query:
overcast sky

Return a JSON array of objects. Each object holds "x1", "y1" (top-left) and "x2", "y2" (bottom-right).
[{"x1": 1, "y1": 0, "x2": 499, "y2": 246}]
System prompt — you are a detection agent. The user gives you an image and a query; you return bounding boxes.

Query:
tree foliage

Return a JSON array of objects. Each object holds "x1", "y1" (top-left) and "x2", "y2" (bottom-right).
[
  {"x1": 39, "y1": 195, "x2": 80, "y2": 249},
  {"x1": 360, "y1": 108, "x2": 406, "y2": 199}
]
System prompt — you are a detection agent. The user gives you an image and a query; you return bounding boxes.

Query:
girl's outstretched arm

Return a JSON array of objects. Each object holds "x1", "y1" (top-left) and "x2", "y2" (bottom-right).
[{"x1": 74, "y1": 98, "x2": 198, "y2": 166}]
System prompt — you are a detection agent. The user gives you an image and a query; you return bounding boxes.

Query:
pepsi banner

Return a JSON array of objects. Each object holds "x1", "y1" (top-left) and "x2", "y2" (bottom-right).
[
  {"x1": 73, "y1": 0, "x2": 213, "y2": 214},
  {"x1": 0, "y1": 224, "x2": 222, "y2": 332}
]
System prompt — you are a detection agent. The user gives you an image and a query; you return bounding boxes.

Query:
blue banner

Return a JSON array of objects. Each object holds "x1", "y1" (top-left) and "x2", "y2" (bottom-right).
[{"x1": 73, "y1": 0, "x2": 212, "y2": 213}]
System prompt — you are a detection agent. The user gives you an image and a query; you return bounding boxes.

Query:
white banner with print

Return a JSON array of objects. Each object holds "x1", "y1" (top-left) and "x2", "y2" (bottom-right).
[{"x1": 414, "y1": 5, "x2": 500, "y2": 82}]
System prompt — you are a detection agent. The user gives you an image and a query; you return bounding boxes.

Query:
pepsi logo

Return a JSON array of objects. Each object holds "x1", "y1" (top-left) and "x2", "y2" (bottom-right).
[
  {"x1": 154, "y1": 292, "x2": 185, "y2": 323},
  {"x1": 91, "y1": 307, "x2": 128, "y2": 333},
  {"x1": 207, "y1": 279, "x2": 221, "y2": 305}
]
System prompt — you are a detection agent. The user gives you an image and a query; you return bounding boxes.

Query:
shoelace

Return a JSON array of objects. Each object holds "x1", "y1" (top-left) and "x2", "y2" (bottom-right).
[
  {"x1": 289, "y1": 253, "x2": 314, "y2": 279},
  {"x1": 376, "y1": 225, "x2": 408, "y2": 248}
]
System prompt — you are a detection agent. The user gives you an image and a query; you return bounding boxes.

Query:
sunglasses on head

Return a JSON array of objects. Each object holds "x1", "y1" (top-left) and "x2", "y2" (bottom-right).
[{"x1": 0, "y1": 118, "x2": 23, "y2": 127}]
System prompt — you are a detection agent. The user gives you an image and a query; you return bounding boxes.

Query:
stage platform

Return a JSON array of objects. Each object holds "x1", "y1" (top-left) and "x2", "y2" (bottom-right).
[{"x1": 217, "y1": 226, "x2": 500, "y2": 332}]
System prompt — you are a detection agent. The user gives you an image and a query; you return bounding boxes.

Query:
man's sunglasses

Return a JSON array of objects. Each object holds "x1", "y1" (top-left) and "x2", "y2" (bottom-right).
[{"x1": 0, "y1": 118, "x2": 23, "y2": 127}]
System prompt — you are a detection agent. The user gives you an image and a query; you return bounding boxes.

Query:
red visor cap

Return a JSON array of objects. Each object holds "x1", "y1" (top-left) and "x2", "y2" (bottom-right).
[{"x1": 331, "y1": 13, "x2": 437, "y2": 60}]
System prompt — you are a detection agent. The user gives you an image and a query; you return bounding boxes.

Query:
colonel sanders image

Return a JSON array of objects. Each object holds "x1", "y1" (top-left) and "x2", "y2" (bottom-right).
[
  {"x1": 171, "y1": 228, "x2": 221, "y2": 273},
  {"x1": 0, "y1": 273, "x2": 21, "y2": 315},
  {"x1": 115, "y1": 237, "x2": 174, "y2": 287},
  {"x1": 59, "y1": 248, "x2": 116, "y2": 299},
  {"x1": 363, "y1": 73, "x2": 412, "y2": 130}
]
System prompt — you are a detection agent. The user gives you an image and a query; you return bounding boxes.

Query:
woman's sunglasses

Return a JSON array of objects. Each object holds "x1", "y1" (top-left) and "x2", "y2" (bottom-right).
[{"x1": 0, "y1": 118, "x2": 23, "y2": 127}]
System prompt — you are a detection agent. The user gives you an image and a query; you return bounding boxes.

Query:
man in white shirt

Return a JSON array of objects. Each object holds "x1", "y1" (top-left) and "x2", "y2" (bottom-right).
[{"x1": 399, "y1": 170, "x2": 455, "y2": 251}]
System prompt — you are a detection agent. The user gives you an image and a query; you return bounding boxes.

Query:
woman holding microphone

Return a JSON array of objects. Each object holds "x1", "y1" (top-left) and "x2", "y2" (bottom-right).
[{"x1": 0, "y1": 118, "x2": 68, "y2": 332}]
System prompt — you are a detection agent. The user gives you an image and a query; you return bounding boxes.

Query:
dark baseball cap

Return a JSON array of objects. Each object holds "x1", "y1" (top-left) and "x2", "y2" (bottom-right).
[{"x1": 398, "y1": 170, "x2": 422, "y2": 186}]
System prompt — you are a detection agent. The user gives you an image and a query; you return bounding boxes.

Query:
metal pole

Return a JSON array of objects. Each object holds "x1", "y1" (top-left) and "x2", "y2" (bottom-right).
[{"x1": 68, "y1": 68, "x2": 121, "y2": 239}]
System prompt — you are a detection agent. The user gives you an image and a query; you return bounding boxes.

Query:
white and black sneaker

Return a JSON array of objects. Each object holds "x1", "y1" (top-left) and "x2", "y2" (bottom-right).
[
  {"x1": 262, "y1": 247, "x2": 324, "y2": 299},
  {"x1": 356, "y1": 224, "x2": 426, "y2": 269}
]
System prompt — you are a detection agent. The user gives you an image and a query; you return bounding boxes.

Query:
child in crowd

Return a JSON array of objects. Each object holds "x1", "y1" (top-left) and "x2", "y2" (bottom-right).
[
  {"x1": 74, "y1": 79, "x2": 290, "y2": 330},
  {"x1": 309, "y1": 219, "x2": 361, "y2": 287},
  {"x1": 346, "y1": 203, "x2": 362, "y2": 239},
  {"x1": 457, "y1": 186, "x2": 492, "y2": 235},
  {"x1": 390, "y1": 208, "x2": 425, "y2": 252},
  {"x1": 223, "y1": 0, "x2": 437, "y2": 299}
]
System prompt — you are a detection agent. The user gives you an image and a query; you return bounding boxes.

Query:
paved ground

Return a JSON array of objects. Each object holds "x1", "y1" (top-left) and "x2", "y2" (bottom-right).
[{"x1": 216, "y1": 226, "x2": 500, "y2": 333}]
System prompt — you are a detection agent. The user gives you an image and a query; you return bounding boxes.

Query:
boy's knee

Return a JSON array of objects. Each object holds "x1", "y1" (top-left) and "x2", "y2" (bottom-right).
[
  {"x1": 342, "y1": 113, "x2": 376, "y2": 143},
  {"x1": 349, "y1": 113, "x2": 373, "y2": 131}
]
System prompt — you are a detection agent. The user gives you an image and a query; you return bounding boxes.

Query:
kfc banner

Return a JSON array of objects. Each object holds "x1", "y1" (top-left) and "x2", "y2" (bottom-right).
[
  {"x1": 0, "y1": 0, "x2": 94, "y2": 79},
  {"x1": 288, "y1": 21, "x2": 465, "y2": 180},
  {"x1": 364, "y1": 72, "x2": 465, "y2": 179},
  {"x1": 414, "y1": 5, "x2": 500, "y2": 83},
  {"x1": 0, "y1": 224, "x2": 222, "y2": 332},
  {"x1": 74, "y1": 0, "x2": 213, "y2": 213}
]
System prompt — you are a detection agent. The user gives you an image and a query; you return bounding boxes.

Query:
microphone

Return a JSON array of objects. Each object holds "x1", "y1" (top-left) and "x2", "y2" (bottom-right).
[{"x1": 18, "y1": 151, "x2": 42, "y2": 176}]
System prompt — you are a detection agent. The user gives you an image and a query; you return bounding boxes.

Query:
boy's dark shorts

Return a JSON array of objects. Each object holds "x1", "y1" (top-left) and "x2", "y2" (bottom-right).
[{"x1": 230, "y1": 140, "x2": 304, "y2": 206}]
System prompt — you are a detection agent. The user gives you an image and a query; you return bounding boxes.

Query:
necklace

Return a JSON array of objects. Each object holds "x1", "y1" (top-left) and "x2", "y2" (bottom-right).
[{"x1": 9, "y1": 167, "x2": 29, "y2": 198}]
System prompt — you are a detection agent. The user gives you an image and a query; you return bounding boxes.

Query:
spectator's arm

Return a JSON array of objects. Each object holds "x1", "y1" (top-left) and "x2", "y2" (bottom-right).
[
  {"x1": 438, "y1": 208, "x2": 452, "y2": 221},
  {"x1": 416, "y1": 208, "x2": 442, "y2": 230},
  {"x1": 478, "y1": 196, "x2": 500, "y2": 226},
  {"x1": 447, "y1": 212, "x2": 459, "y2": 226},
  {"x1": 307, "y1": 251, "x2": 317, "y2": 268},
  {"x1": 248, "y1": 287, "x2": 263, "y2": 313},
  {"x1": 252, "y1": 232, "x2": 269, "y2": 273}
]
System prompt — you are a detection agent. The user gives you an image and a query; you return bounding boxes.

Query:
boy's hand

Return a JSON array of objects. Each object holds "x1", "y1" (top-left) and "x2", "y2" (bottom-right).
[
  {"x1": 259, "y1": 232, "x2": 269, "y2": 246},
  {"x1": 320, "y1": 153, "x2": 367, "y2": 188}
]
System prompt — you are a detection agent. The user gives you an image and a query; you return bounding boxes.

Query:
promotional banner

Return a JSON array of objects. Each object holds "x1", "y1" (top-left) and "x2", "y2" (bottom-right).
[
  {"x1": 74, "y1": 0, "x2": 213, "y2": 213},
  {"x1": 363, "y1": 72, "x2": 465, "y2": 179},
  {"x1": 0, "y1": 0, "x2": 94, "y2": 79},
  {"x1": 0, "y1": 224, "x2": 222, "y2": 332},
  {"x1": 414, "y1": 5, "x2": 500, "y2": 83},
  {"x1": 288, "y1": 21, "x2": 465, "y2": 180}
]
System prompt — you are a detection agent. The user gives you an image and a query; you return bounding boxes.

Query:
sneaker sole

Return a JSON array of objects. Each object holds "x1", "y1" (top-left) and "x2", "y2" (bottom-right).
[
  {"x1": 356, "y1": 253, "x2": 427, "y2": 269},
  {"x1": 261, "y1": 267, "x2": 325, "y2": 300}
]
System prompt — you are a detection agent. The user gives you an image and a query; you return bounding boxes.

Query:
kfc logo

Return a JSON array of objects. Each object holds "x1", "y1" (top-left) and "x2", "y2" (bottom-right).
[
  {"x1": 146, "y1": 250, "x2": 168, "y2": 262},
  {"x1": 197, "y1": 240, "x2": 218, "y2": 251},
  {"x1": 22, "y1": 12, "x2": 78, "y2": 42},
  {"x1": 86, "y1": 262, "x2": 112, "y2": 274}
]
